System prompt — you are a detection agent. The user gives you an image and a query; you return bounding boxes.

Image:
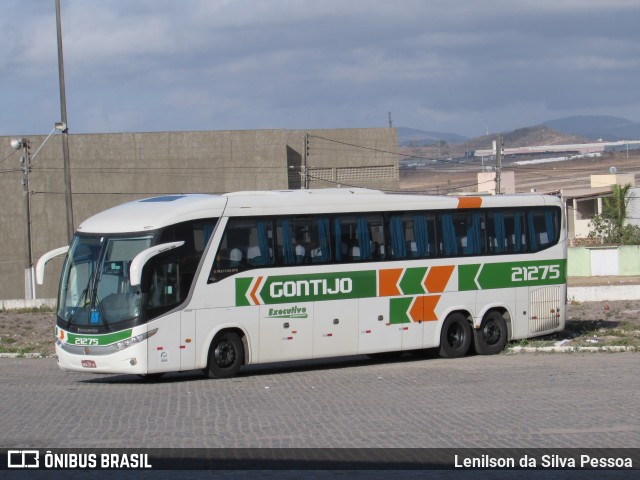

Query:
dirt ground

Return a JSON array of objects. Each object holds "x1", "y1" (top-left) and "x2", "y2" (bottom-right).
[{"x1": 1, "y1": 300, "x2": 638, "y2": 356}]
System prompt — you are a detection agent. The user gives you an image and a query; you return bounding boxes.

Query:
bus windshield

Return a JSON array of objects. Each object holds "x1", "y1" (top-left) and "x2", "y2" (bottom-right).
[
  {"x1": 57, "y1": 218, "x2": 218, "y2": 331},
  {"x1": 57, "y1": 235, "x2": 154, "y2": 329}
]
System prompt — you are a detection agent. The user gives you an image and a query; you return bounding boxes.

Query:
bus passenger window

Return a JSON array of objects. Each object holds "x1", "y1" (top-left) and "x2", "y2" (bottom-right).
[
  {"x1": 276, "y1": 215, "x2": 332, "y2": 266},
  {"x1": 488, "y1": 210, "x2": 527, "y2": 254},
  {"x1": 389, "y1": 213, "x2": 435, "y2": 259},
  {"x1": 333, "y1": 214, "x2": 383, "y2": 262},
  {"x1": 527, "y1": 208, "x2": 558, "y2": 251},
  {"x1": 439, "y1": 212, "x2": 485, "y2": 256},
  {"x1": 212, "y1": 217, "x2": 274, "y2": 275}
]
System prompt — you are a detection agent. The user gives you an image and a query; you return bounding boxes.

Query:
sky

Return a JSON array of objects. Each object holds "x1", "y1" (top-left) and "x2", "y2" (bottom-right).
[{"x1": 1, "y1": 0, "x2": 639, "y2": 138}]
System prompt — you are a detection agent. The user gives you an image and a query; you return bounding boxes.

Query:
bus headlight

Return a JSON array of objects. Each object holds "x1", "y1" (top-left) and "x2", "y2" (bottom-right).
[{"x1": 113, "y1": 328, "x2": 158, "y2": 351}]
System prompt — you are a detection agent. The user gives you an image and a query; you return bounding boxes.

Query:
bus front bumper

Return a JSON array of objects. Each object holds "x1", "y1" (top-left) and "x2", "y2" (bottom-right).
[{"x1": 55, "y1": 341, "x2": 148, "y2": 375}]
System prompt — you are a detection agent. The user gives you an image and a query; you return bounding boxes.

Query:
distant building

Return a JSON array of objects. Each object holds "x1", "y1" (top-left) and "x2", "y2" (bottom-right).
[
  {"x1": 477, "y1": 170, "x2": 515, "y2": 195},
  {"x1": 562, "y1": 174, "x2": 639, "y2": 243}
]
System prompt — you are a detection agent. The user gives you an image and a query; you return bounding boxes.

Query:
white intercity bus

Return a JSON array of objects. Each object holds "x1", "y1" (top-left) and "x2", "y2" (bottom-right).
[{"x1": 37, "y1": 189, "x2": 566, "y2": 378}]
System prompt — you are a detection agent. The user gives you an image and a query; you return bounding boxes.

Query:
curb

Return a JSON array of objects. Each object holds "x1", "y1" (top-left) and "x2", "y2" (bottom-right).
[
  {"x1": 0, "y1": 353, "x2": 54, "y2": 359},
  {"x1": 509, "y1": 345, "x2": 638, "y2": 353}
]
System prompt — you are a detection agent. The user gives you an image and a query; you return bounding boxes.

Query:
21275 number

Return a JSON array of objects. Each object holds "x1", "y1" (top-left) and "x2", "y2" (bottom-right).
[{"x1": 511, "y1": 265, "x2": 561, "y2": 282}]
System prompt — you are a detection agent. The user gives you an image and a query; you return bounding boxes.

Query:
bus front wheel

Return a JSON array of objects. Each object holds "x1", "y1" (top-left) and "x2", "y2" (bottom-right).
[
  {"x1": 439, "y1": 313, "x2": 472, "y2": 358},
  {"x1": 474, "y1": 311, "x2": 508, "y2": 355},
  {"x1": 207, "y1": 332, "x2": 244, "y2": 379}
]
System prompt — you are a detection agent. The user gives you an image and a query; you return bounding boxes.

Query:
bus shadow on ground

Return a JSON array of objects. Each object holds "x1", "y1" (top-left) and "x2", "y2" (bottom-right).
[{"x1": 79, "y1": 349, "x2": 442, "y2": 385}]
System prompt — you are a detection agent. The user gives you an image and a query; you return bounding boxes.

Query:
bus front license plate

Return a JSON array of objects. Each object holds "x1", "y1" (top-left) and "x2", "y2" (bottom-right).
[{"x1": 81, "y1": 360, "x2": 96, "y2": 368}]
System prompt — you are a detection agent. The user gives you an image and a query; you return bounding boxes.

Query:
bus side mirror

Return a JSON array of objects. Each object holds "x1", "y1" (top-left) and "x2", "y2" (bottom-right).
[
  {"x1": 36, "y1": 246, "x2": 69, "y2": 285},
  {"x1": 130, "y1": 241, "x2": 185, "y2": 287}
]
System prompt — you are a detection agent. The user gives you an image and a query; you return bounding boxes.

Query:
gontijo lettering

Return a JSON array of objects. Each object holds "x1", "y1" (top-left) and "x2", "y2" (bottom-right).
[
  {"x1": 236, "y1": 270, "x2": 378, "y2": 306},
  {"x1": 270, "y1": 278, "x2": 353, "y2": 298}
]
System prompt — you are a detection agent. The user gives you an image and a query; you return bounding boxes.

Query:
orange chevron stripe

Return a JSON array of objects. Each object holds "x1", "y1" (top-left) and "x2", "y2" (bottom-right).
[
  {"x1": 409, "y1": 296, "x2": 424, "y2": 322},
  {"x1": 379, "y1": 268, "x2": 403, "y2": 297},
  {"x1": 424, "y1": 265, "x2": 454, "y2": 293},
  {"x1": 457, "y1": 197, "x2": 482, "y2": 209},
  {"x1": 250, "y1": 276, "x2": 264, "y2": 305},
  {"x1": 408, "y1": 294, "x2": 441, "y2": 322},
  {"x1": 423, "y1": 295, "x2": 440, "y2": 321}
]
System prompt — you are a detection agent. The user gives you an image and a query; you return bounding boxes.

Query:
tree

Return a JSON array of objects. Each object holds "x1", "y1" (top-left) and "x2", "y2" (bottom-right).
[{"x1": 588, "y1": 184, "x2": 640, "y2": 244}]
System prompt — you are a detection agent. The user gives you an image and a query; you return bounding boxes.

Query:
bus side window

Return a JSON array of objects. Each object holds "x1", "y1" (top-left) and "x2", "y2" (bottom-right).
[
  {"x1": 211, "y1": 217, "x2": 274, "y2": 277},
  {"x1": 488, "y1": 210, "x2": 527, "y2": 254},
  {"x1": 276, "y1": 216, "x2": 330, "y2": 265},
  {"x1": 389, "y1": 212, "x2": 435, "y2": 260},
  {"x1": 439, "y1": 211, "x2": 485, "y2": 256},
  {"x1": 527, "y1": 208, "x2": 558, "y2": 252},
  {"x1": 333, "y1": 214, "x2": 383, "y2": 262}
]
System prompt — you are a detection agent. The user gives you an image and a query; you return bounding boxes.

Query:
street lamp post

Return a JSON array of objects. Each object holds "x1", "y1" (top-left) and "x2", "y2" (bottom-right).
[{"x1": 11, "y1": 122, "x2": 67, "y2": 300}]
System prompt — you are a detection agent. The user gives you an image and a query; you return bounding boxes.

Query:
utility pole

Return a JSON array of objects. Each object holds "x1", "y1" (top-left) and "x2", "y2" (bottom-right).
[
  {"x1": 495, "y1": 135, "x2": 503, "y2": 195},
  {"x1": 11, "y1": 125, "x2": 66, "y2": 300},
  {"x1": 56, "y1": 0, "x2": 74, "y2": 241},
  {"x1": 13, "y1": 140, "x2": 34, "y2": 300},
  {"x1": 22, "y1": 142, "x2": 33, "y2": 299}
]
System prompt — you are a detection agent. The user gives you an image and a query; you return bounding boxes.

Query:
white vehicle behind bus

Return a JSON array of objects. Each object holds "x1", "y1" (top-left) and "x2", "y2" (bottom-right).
[{"x1": 38, "y1": 189, "x2": 566, "y2": 378}]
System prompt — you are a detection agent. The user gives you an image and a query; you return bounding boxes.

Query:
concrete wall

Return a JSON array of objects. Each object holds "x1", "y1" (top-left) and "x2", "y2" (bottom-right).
[
  {"x1": 619, "y1": 245, "x2": 640, "y2": 275},
  {"x1": 568, "y1": 246, "x2": 640, "y2": 277},
  {"x1": 0, "y1": 128, "x2": 398, "y2": 300},
  {"x1": 567, "y1": 247, "x2": 592, "y2": 276}
]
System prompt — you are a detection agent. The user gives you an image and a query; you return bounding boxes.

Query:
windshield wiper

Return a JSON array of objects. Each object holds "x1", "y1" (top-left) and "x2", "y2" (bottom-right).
[
  {"x1": 66, "y1": 287, "x2": 89, "y2": 329},
  {"x1": 94, "y1": 294, "x2": 111, "y2": 331}
]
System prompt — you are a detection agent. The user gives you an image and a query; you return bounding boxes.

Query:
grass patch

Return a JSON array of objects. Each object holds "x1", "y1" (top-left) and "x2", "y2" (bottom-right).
[
  {"x1": 0, "y1": 306, "x2": 54, "y2": 314},
  {"x1": 516, "y1": 317, "x2": 640, "y2": 349}
]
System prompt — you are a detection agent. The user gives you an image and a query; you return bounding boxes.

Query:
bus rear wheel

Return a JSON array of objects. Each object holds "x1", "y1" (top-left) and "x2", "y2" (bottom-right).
[
  {"x1": 207, "y1": 332, "x2": 244, "y2": 379},
  {"x1": 474, "y1": 311, "x2": 508, "y2": 355},
  {"x1": 439, "y1": 313, "x2": 472, "y2": 358}
]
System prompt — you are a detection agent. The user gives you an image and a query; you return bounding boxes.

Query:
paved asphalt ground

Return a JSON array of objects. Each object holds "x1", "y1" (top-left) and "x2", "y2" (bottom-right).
[
  {"x1": 1, "y1": 352, "x2": 638, "y2": 449},
  {"x1": 1, "y1": 352, "x2": 638, "y2": 479}
]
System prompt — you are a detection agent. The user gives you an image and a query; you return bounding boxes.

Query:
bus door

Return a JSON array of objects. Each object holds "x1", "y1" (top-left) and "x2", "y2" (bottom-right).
[
  {"x1": 258, "y1": 303, "x2": 314, "y2": 363},
  {"x1": 358, "y1": 297, "x2": 402, "y2": 355},
  {"x1": 313, "y1": 299, "x2": 358, "y2": 358},
  {"x1": 400, "y1": 298, "x2": 424, "y2": 351}
]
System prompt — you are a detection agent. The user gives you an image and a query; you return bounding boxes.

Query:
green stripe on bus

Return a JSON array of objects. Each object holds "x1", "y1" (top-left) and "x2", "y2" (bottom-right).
[
  {"x1": 236, "y1": 277, "x2": 253, "y2": 307},
  {"x1": 399, "y1": 267, "x2": 427, "y2": 295},
  {"x1": 66, "y1": 329, "x2": 132, "y2": 346},
  {"x1": 236, "y1": 270, "x2": 377, "y2": 305},
  {"x1": 260, "y1": 271, "x2": 377, "y2": 304},
  {"x1": 235, "y1": 258, "x2": 566, "y2": 306},
  {"x1": 390, "y1": 297, "x2": 413, "y2": 324},
  {"x1": 459, "y1": 259, "x2": 566, "y2": 291}
]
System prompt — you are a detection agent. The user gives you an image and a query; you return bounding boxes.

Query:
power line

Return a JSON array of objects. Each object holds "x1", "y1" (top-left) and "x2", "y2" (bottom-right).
[{"x1": 0, "y1": 149, "x2": 19, "y2": 165}]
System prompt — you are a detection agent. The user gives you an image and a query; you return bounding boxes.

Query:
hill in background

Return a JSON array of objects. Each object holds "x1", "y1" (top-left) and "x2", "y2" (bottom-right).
[
  {"x1": 398, "y1": 125, "x2": 588, "y2": 160},
  {"x1": 543, "y1": 115, "x2": 640, "y2": 141},
  {"x1": 397, "y1": 127, "x2": 468, "y2": 146},
  {"x1": 464, "y1": 125, "x2": 590, "y2": 150},
  {"x1": 400, "y1": 115, "x2": 640, "y2": 150}
]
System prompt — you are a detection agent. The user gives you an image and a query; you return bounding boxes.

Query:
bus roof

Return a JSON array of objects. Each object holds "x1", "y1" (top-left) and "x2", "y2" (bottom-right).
[
  {"x1": 76, "y1": 189, "x2": 562, "y2": 234},
  {"x1": 77, "y1": 194, "x2": 227, "y2": 234}
]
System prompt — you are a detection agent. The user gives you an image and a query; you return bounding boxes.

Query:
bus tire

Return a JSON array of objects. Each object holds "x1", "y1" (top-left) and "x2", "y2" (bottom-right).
[
  {"x1": 474, "y1": 311, "x2": 508, "y2": 355},
  {"x1": 207, "y1": 332, "x2": 244, "y2": 379},
  {"x1": 438, "y1": 313, "x2": 472, "y2": 358}
]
